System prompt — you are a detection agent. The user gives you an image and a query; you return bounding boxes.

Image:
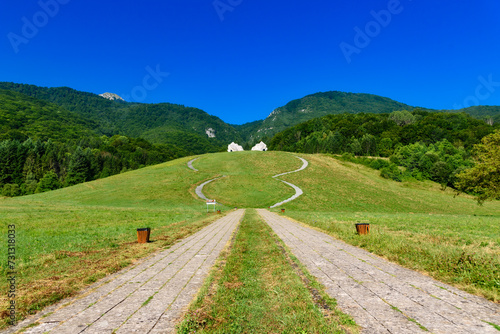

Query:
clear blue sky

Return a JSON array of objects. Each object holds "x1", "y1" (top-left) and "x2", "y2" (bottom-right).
[{"x1": 1, "y1": 0, "x2": 500, "y2": 124}]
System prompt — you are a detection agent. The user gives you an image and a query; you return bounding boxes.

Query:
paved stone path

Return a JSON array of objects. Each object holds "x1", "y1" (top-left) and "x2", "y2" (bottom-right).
[
  {"x1": 187, "y1": 158, "x2": 199, "y2": 172},
  {"x1": 257, "y1": 209, "x2": 500, "y2": 334},
  {"x1": 188, "y1": 157, "x2": 226, "y2": 202},
  {"x1": 18, "y1": 210, "x2": 244, "y2": 334},
  {"x1": 194, "y1": 176, "x2": 226, "y2": 201},
  {"x1": 189, "y1": 154, "x2": 308, "y2": 207},
  {"x1": 270, "y1": 156, "x2": 308, "y2": 208}
]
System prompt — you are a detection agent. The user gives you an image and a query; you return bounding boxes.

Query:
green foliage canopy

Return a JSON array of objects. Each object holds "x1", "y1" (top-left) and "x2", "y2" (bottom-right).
[{"x1": 456, "y1": 130, "x2": 500, "y2": 204}]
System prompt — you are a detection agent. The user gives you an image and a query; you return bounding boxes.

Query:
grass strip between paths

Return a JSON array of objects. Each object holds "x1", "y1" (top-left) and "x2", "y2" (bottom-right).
[{"x1": 177, "y1": 209, "x2": 359, "y2": 334}]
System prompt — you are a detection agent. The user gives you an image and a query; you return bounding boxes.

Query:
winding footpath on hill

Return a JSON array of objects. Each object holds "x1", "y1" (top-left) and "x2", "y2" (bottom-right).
[
  {"x1": 195, "y1": 176, "x2": 226, "y2": 201},
  {"x1": 188, "y1": 158, "x2": 227, "y2": 202},
  {"x1": 270, "y1": 156, "x2": 308, "y2": 208},
  {"x1": 11, "y1": 210, "x2": 244, "y2": 334},
  {"x1": 189, "y1": 155, "x2": 309, "y2": 207},
  {"x1": 257, "y1": 209, "x2": 500, "y2": 334},
  {"x1": 187, "y1": 158, "x2": 199, "y2": 172}
]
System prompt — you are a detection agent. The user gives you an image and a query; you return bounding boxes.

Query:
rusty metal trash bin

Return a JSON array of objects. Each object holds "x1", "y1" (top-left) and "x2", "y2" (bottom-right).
[
  {"x1": 137, "y1": 228, "x2": 151, "y2": 243},
  {"x1": 355, "y1": 223, "x2": 370, "y2": 235}
]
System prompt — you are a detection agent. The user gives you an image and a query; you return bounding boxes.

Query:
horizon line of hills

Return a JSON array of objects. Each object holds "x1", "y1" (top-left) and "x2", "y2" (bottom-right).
[
  {"x1": 1, "y1": 81, "x2": 499, "y2": 149},
  {"x1": 0, "y1": 80, "x2": 499, "y2": 197}
]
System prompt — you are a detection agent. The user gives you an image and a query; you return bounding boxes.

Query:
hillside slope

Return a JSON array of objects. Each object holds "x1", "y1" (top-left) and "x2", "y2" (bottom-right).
[
  {"x1": 0, "y1": 82, "x2": 241, "y2": 153},
  {"x1": 239, "y1": 91, "x2": 500, "y2": 144},
  {"x1": 199, "y1": 152, "x2": 500, "y2": 214},
  {"x1": 239, "y1": 91, "x2": 414, "y2": 142},
  {"x1": 451, "y1": 105, "x2": 500, "y2": 124},
  {"x1": 1, "y1": 151, "x2": 499, "y2": 326},
  {"x1": 0, "y1": 89, "x2": 96, "y2": 141}
]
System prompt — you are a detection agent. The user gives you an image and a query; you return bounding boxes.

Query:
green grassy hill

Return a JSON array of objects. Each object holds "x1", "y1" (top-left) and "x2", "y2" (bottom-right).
[
  {"x1": 1, "y1": 151, "x2": 499, "y2": 327},
  {"x1": 198, "y1": 152, "x2": 499, "y2": 214}
]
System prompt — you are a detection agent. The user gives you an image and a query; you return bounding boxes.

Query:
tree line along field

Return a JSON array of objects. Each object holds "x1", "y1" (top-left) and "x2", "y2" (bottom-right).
[
  {"x1": 0, "y1": 151, "x2": 499, "y2": 329},
  {"x1": 269, "y1": 111, "x2": 499, "y2": 194}
]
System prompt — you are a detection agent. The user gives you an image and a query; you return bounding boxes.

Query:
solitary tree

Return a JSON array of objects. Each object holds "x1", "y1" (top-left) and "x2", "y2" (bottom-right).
[
  {"x1": 455, "y1": 130, "x2": 500, "y2": 204},
  {"x1": 389, "y1": 110, "x2": 416, "y2": 126}
]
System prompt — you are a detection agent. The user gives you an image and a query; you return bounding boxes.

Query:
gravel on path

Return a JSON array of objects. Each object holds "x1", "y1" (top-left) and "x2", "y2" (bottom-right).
[
  {"x1": 16, "y1": 210, "x2": 244, "y2": 334},
  {"x1": 257, "y1": 209, "x2": 500, "y2": 334}
]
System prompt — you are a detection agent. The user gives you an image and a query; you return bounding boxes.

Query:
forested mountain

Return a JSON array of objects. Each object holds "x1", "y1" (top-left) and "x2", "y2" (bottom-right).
[
  {"x1": 0, "y1": 89, "x2": 96, "y2": 141},
  {"x1": 3, "y1": 82, "x2": 499, "y2": 148},
  {"x1": 1, "y1": 82, "x2": 499, "y2": 197},
  {"x1": 0, "y1": 88, "x2": 189, "y2": 197},
  {"x1": 0, "y1": 82, "x2": 242, "y2": 152},
  {"x1": 269, "y1": 110, "x2": 498, "y2": 190},
  {"x1": 449, "y1": 105, "x2": 500, "y2": 125},
  {"x1": 238, "y1": 91, "x2": 500, "y2": 144},
  {"x1": 239, "y1": 91, "x2": 414, "y2": 143}
]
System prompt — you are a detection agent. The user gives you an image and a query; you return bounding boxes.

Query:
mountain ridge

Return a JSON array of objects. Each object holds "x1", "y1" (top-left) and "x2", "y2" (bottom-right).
[
  {"x1": 237, "y1": 91, "x2": 500, "y2": 143},
  {"x1": 0, "y1": 82, "x2": 241, "y2": 153},
  {"x1": 1, "y1": 82, "x2": 499, "y2": 147}
]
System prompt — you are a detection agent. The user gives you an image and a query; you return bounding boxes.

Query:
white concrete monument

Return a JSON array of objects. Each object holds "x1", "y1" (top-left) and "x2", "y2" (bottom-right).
[
  {"x1": 227, "y1": 142, "x2": 244, "y2": 152},
  {"x1": 251, "y1": 141, "x2": 267, "y2": 151}
]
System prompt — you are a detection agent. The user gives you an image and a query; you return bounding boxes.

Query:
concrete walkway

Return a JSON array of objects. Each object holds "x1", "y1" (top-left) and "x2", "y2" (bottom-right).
[
  {"x1": 270, "y1": 156, "x2": 308, "y2": 208},
  {"x1": 17, "y1": 210, "x2": 244, "y2": 334},
  {"x1": 187, "y1": 158, "x2": 199, "y2": 172},
  {"x1": 257, "y1": 209, "x2": 500, "y2": 334},
  {"x1": 194, "y1": 176, "x2": 226, "y2": 201},
  {"x1": 188, "y1": 154, "x2": 308, "y2": 207}
]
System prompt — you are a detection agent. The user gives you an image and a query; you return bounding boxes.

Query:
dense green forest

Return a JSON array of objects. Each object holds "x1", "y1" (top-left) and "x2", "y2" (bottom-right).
[
  {"x1": 237, "y1": 91, "x2": 500, "y2": 144},
  {"x1": 1, "y1": 82, "x2": 499, "y2": 197},
  {"x1": 0, "y1": 89, "x2": 96, "y2": 141},
  {"x1": 0, "y1": 82, "x2": 241, "y2": 151},
  {"x1": 0, "y1": 87, "x2": 212, "y2": 197},
  {"x1": 0, "y1": 136, "x2": 181, "y2": 197},
  {"x1": 269, "y1": 110, "x2": 498, "y2": 189}
]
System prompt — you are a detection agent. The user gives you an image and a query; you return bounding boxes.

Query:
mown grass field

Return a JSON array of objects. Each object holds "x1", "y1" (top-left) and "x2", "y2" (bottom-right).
[
  {"x1": 177, "y1": 209, "x2": 358, "y2": 334},
  {"x1": 0, "y1": 155, "x2": 226, "y2": 327},
  {"x1": 198, "y1": 151, "x2": 300, "y2": 208},
  {"x1": 272, "y1": 154, "x2": 500, "y2": 302},
  {"x1": 1, "y1": 150, "x2": 499, "y2": 329},
  {"x1": 199, "y1": 152, "x2": 500, "y2": 301}
]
